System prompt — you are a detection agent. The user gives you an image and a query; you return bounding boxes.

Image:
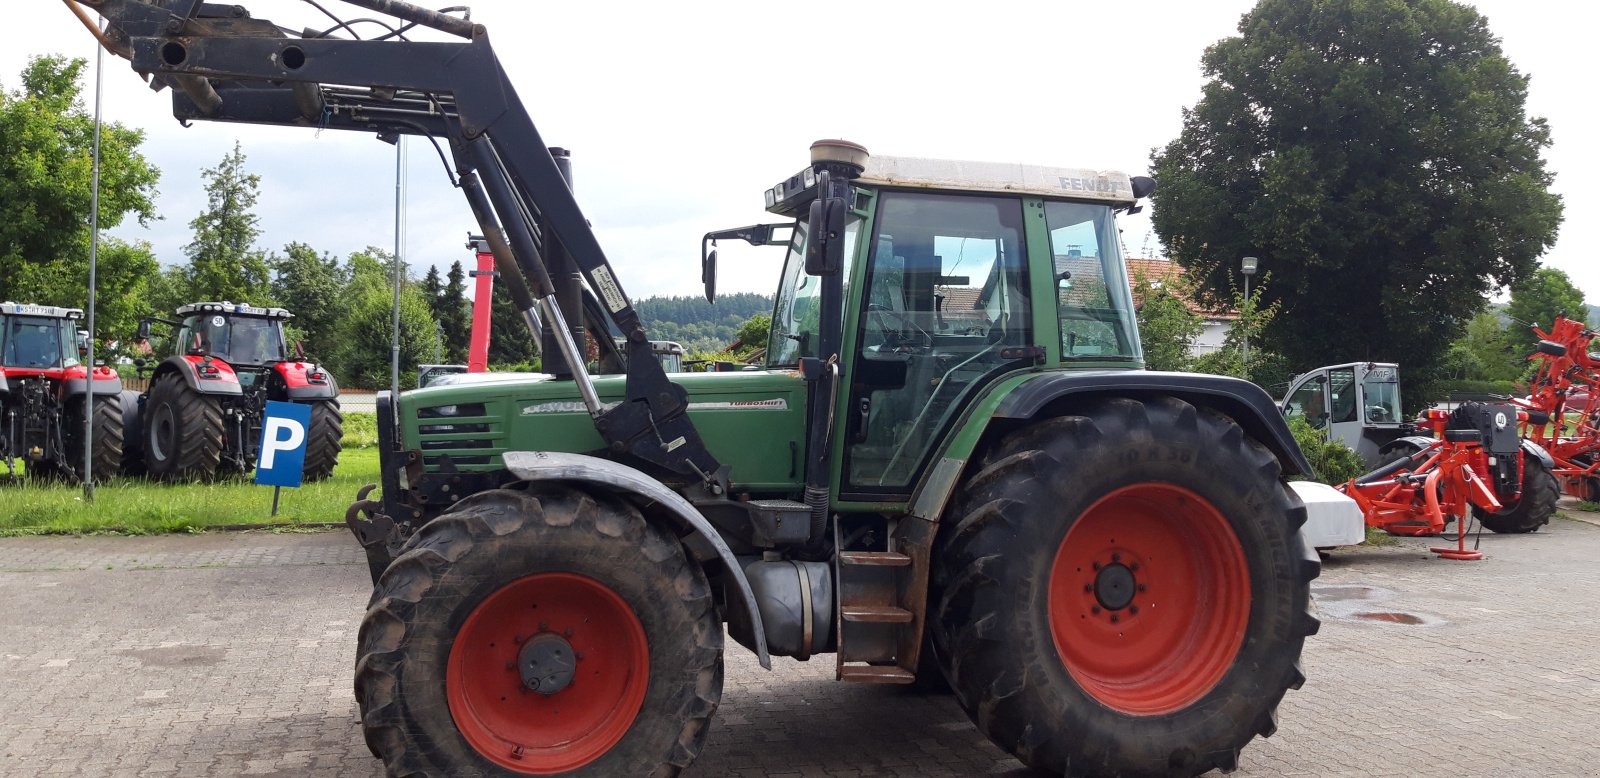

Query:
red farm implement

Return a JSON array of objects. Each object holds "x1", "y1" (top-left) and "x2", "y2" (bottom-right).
[
  {"x1": 1339, "y1": 402, "x2": 1547, "y2": 560},
  {"x1": 1512, "y1": 314, "x2": 1600, "y2": 501}
]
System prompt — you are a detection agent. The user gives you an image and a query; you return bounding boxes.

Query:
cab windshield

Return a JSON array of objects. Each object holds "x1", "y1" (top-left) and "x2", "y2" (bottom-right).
[
  {"x1": 182, "y1": 314, "x2": 286, "y2": 366},
  {"x1": 2, "y1": 316, "x2": 77, "y2": 369},
  {"x1": 1362, "y1": 368, "x2": 1403, "y2": 424},
  {"x1": 767, "y1": 217, "x2": 861, "y2": 367}
]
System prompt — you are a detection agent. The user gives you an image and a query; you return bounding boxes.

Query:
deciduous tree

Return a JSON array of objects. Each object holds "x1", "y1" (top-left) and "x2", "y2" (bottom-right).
[{"x1": 1151, "y1": 0, "x2": 1563, "y2": 406}]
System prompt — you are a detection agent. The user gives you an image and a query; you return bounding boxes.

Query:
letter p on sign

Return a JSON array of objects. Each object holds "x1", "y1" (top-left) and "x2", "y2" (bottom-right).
[{"x1": 256, "y1": 400, "x2": 314, "y2": 487}]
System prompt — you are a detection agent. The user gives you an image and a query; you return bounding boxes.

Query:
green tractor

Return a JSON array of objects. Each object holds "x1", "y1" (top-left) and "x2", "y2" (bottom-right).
[
  {"x1": 348, "y1": 145, "x2": 1323, "y2": 778},
  {"x1": 79, "y1": 2, "x2": 1323, "y2": 774}
]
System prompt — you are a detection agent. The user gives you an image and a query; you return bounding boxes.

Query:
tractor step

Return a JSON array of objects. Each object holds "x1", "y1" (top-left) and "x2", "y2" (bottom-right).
[
  {"x1": 838, "y1": 665, "x2": 915, "y2": 684},
  {"x1": 839, "y1": 551, "x2": 911, "y2": 567},
  {"x1": 842, "y1": 605, "x2": 914, "y2": 623}
]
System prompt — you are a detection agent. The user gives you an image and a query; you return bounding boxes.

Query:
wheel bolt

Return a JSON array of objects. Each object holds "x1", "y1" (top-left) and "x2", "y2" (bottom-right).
[
  {"x1": 1110, "y1": 614, "x2": 1120, "y2": 623},
  {"x1": 1130, "y1": 562, "x2": 1139, "y2": 572},
  {"x1": 1129, "y1": 605, "x2": 1139, "y2": 615},
  {"x1": 1112, "y1": 553, "x2": 1121, "y2": 563},
  {"x1": 1083, "y1": 584, "x2": 1093, "y2": 593},
  {"x1": 563, "y1": 628, "x2": 574, "y2": 638},
  {"x1": 1091, "y1": 606, "x2": 1101, "y2": 614},
  {"x1": 1092, "y1": 561, "x2": 1101, "y2": 571},
  {"x1": 1137, "y1": 584, "x2": 1147, "y2": 592}
]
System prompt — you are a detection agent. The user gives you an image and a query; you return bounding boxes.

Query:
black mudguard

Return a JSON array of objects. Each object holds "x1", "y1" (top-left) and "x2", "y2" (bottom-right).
[
  {"x1": 154, "y1": 356, "x2": 244, "y2": 396},
  {"x1": 992, "y1": 370, "x2": 1314, "y2": 477}
]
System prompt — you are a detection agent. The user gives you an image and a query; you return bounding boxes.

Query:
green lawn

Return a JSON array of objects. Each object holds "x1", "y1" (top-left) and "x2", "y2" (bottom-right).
[{"x1": 0, "y1": 415, "x2": 382, "y2": 536}]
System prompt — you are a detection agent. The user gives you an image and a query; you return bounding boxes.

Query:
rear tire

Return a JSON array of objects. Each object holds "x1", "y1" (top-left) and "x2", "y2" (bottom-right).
[
  {"x1": 144, "y1": 372, "x2": 223, "y2": 481},
  {"x1": 300, "y1": 399, "x2": 342, "y2": 481},
  {"x1": 119, "y1": 390, "x2": 146, "y2": 477},
  {"x1": 62, "y1": 394, "x2": 124, "y2": 482},
  {"x1": 1474, "y1": 454, "x2": 1559, "y2": 534},
  {"x1": 929, "y1": 397, "x2": 1320, "y2": 778},
  {"x1": 355, "y1": 487, "x2": 723, "y2": 777}
]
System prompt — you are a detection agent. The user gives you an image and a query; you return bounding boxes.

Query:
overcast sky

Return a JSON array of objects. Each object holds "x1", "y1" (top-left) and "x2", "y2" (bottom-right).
[{"x1": 3, "y1": 1, "x2": 1594, "y2": 304}]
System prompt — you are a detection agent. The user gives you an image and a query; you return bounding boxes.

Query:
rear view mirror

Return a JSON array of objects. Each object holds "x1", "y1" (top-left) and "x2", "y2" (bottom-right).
[
  {"x1": 805, "y1": 192, "x2": 847, "y2": 275},
  {"x1": 136, "y1": 319, "x2": 152, "y2": 340},
  {"x1": 702, "y1": 248, "x2": 718, "y2": 303}
]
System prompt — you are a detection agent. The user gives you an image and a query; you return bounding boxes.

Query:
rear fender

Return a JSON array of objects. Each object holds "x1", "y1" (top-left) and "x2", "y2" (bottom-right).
[
  {"x1": 1378, "y1": 435, "x2": 1436, "y2": 459},
  {"x1": 501, "y1": 451, "x2": 772, "y2": 670},
  {"x1": 1520, "y1": 439, "x2": 1554, "y2": 469},
  {"x1": 62, "y1": 364, "x2": 123, "y2": 397},
  {"x1": 153, "y1": 355, "x2": 243, "y2": 396},
  {"x1": 273, "y1": 360, "x2": 340, "y2": 400}
]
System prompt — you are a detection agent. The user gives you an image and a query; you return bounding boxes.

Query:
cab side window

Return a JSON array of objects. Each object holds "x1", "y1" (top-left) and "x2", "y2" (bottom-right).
[
  {"x1": 1328, "y1": 368, "x2": 1357, "y2": 424},
  {"x1": 1285, "y1": 379, "x2": 1328, "y2": 429}
]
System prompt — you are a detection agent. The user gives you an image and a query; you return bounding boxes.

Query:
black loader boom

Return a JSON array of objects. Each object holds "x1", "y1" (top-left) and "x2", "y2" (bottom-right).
[{"x1": 70, "y1": 0, "x2": 720, "y2": 485}]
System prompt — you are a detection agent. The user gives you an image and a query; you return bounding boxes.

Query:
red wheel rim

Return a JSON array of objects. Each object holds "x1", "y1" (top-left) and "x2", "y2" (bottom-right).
[
  {"x1": 447, "y1": 572, "x2": 649, "y2": 774},
  {"x1": 1047, "y1": 483, "x2": 1250, "y2": 715}
]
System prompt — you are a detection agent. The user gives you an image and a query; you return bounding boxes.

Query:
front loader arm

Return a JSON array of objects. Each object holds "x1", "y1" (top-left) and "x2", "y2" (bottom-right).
[{"x1": 73, "y1": 0, "x2": 722, "y2": 482}]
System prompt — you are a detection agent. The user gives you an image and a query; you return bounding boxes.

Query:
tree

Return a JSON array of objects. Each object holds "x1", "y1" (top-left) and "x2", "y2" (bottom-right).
[
  {"x1": 271, "y1": 242, "x2": 346, "y2": 350},
  {"x1": 184, "y1": 142, "x2": 271, "y2": 303},
  {"x1": 330, "y1": 285, "x2": 439, "y2": 389},
  {"x1": 419, "y1": 264, "x2": 443, "y2": 307},
  {"x1": 440, "y1": 261, "x2": 471, "y2": 363},
  {"x1": 1151, "y1": 0, "x2": 1563, "y2": 407},
  {"x1": 0, "y1": 55, "x2": 161, "y2": 337},
  {"x1": 1504, "y1": 268, "x2": 1587, "y2": 356},
  {"x1": 1130, "y1": 270, "x2": 1204, "y2": 373},
  {"x1": 488, "y1": 280, "x2": 538, "y2": 367},
  {"x1": 732, "y1": 314, "x2": 771, "y2": 356}
]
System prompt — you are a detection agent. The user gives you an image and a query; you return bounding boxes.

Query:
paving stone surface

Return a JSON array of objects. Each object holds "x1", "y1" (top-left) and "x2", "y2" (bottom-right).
[{"x1": 2, "y1": 517, "x2": 1598, "y2": 777}]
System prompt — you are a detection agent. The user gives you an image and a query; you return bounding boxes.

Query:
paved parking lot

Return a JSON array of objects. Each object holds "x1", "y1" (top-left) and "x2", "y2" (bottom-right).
[{"x1": 3, "y1": 510, "x2": 1599, "y2": 777}]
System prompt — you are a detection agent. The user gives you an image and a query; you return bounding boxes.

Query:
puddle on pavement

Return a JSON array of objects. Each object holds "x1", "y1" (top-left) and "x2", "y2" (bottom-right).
[
  {"x1": 1354, "y1": 611, "x2": 1425, "y2": 625},
  {"x1": 120, "y1": 645, "x2": 227, "y2": 668},
  {"x1": 1311, "y1": 585, "x2": 1380, "y2": 602}
]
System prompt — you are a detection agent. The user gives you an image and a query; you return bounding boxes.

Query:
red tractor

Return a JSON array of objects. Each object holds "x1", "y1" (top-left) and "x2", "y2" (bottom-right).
[
  {"x1": 131, "y1": 302, "x2": 342, "y2": 481},
  {"x1": 0, "y1": 302, "x2": 124, "y2": 480}
]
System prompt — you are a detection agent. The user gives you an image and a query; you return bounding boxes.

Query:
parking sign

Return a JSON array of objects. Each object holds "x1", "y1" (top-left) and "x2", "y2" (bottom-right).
[{"x1": 256, "y1": 401, "x2": 313, "y2": 488}]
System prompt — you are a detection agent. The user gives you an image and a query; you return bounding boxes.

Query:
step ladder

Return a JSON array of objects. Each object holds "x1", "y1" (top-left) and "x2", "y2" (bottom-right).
[{"x1": 834, "y1": 518, "x2": 934, "y2": 684}]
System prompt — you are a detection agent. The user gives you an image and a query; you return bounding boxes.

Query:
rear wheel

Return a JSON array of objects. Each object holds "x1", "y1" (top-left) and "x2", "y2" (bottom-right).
[
  {"x1": 1474, "y1": 454, "x2": 1559, "y2": 534},
  {"x1": 62, "y1": 394, "x2": 124, "y2": 482},
  {"x1": 930, "y1": 397, "x2": 1320, "y2": 777},
  {"x1": 119, "y1": 390, "x2": 146, "y2": 477},
  {"x1": 356, "y1": 487, "x2": 723, "y2": 777},
  {"x1": 144, "y1": 372, "x2": 223, "y2": 481},
  {"x1": 300, "y1": 399, "x2": 342, "y2": 481}
]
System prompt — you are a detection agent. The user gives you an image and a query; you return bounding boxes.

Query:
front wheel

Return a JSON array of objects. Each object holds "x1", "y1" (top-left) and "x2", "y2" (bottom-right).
[
  {"x1": 300, "y1": 399, "x2": 342, "y2": 481},
  {"x1": 355, "y1": 487, "x2": 723, "y2": 777},
  {"x1": 143, "y1": 373, "x2": 223, "y2": 481},
  {"x1": 930, "y1": 397, "x2": 1320, "y2": 777},
  {"x1": 1473, "y1": 454, "x2": 1558, "y2": 534}
]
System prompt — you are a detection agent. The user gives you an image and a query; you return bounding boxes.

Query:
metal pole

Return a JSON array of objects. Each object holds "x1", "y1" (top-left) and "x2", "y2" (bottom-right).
[
  {"x1": 390, "y1": 138, "x2": 405, "y2": 404},
  {"x1": 1242, "y1": 273, "x2": 1250, "y2": 381},
  {"x1": 83, "y1": 18, "x2": 105, "y2": 502},
  {"x1": 271, "y1": 485, "x2": 281, "y2": 517}
]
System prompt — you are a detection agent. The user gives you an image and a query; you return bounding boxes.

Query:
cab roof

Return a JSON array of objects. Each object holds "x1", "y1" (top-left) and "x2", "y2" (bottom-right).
[
  {"x1": 1, "y1": 301, "x2": 84, "y2": 319},
  {"x1": 176, "y1": 301, "x2": 293, "y2": 319},
  {"x1": 857, "y1": 155, "x2": 1137, "y2": 204}
]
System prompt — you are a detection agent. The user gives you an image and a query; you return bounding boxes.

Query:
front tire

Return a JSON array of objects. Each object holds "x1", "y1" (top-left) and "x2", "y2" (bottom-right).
[
  {"x1": 143, "y1": 372, "x2": 223, "y2": 481},
  {"x1": 300, "y1": 399, "x2": 342, "y2": 481},
  {"x1": 355, "y1": 487, "x2": 723, "y2": 777},
  {"x1": 1473, "y1": 454, "x2": 1559, "y2": 534},
  {"x1": 930, "y1": 397, "x2": 1320, "y2": 778}
]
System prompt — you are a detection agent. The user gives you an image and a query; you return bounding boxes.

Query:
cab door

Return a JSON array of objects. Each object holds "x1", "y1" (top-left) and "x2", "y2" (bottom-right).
[
  {"x1": 1282, "y1": 370, "x2": 1330, "y2": 429},
  {"x1": 1323, "y1": 366, "x2": 1363, "y2": 451}
]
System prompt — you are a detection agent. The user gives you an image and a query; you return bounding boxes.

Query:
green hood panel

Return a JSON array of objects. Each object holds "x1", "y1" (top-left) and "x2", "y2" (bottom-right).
[{"x1": 397, "y1": 371, "x2": 808, "y2": 491}]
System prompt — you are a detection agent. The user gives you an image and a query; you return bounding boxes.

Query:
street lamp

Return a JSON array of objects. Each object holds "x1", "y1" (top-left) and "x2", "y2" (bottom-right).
[{"x1": 1240, "y1": 257, "x2": 1259, "y2": 380}]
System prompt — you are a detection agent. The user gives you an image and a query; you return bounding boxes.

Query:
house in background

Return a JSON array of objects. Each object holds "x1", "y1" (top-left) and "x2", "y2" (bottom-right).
[{"x1": 1124, "y1": 257, "x2": 1236, "y2": 356}]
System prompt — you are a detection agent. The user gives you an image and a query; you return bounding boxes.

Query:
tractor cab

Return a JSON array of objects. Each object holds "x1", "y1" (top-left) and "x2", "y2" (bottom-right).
[
  {"x1": 1, "y1": 303, "x2": 85, "y2": 374},
  {"x1": 1281, "y1": 361, "x2": 1406, "y2": 465},
  {"x1": 172, "y1": 302, "x2": 291, "y2": 370}
]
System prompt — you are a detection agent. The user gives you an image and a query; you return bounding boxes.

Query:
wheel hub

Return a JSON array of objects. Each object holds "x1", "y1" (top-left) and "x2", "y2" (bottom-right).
[
  {"x1": 1093, "y1": 562, "x2": 1136, "y2": 611},
  {"x1": 518, "y1": 633, "x2": 576, "y2": 695}
]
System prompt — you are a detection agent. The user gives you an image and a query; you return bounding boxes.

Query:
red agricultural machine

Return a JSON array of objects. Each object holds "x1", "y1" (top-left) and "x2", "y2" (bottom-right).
[
  {"x1": 130, "y1": 302, "x2": 342, "y2": 481},
  {"x1": 1510, "y1": 313, "x2": 1600, "y2": 501},
  {"x1": 1339, "y1": 402, "x2": 1541, "y2": 559},
  {"x1": 0, "y1": 302, "x2": 124, "y2": 480}
]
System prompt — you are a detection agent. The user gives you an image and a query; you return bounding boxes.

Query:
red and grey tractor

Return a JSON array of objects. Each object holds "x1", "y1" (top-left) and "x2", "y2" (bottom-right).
[
  {"x1": 0, "y1": 302, "x2": 124, "y2": 480},
  {"x1": 129, "y1": 302, "x2": 343, "y2": 481}
]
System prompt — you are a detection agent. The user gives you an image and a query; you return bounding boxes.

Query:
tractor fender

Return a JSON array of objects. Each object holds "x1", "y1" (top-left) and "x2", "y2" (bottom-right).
[
  {"x1": 62, "y1": 364, "x2": 123, "y2": 397},
  {"x1": 151, "y1": 355, "x2": 243, "y2": 396},
  {"x1": 991, "y1": 370, "x2": 1314, "y2": 475},
  {"x1": 1378, "y1": 435, "x2": 1436, "y2": 458},
  {"x1": 500, "y1": 450, "x2": 772, "y2": 670},
  {"x1": 274, "y1": 361, "x2": 340, "y2": 400},
  {"x1": 1520, "y1": 438, "x2": 1554, "y2": 469}
]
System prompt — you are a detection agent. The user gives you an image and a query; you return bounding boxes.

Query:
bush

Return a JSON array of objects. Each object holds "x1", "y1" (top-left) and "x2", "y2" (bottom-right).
[{"x1": 1287, "y1": 416, "x2": 1368, "y2": 485}]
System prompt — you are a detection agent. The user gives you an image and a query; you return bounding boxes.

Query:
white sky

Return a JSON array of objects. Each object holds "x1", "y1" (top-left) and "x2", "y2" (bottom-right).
[{"x1": 3, "y1": 1, "x2": 1595, "y2": 303}]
